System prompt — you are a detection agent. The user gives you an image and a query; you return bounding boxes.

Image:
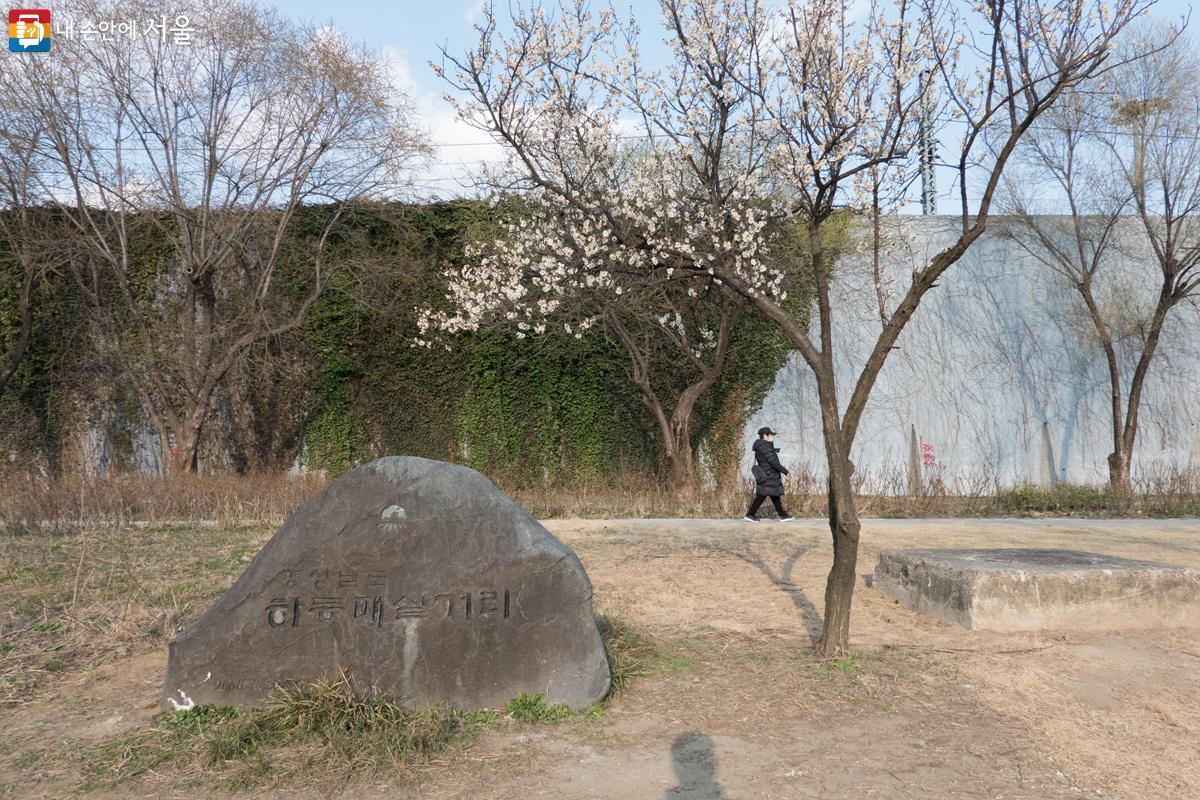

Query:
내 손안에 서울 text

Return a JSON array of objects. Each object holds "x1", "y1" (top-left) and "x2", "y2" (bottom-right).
[{"x1": 8, "y1": 7, "x2": 197, "y2": 50}]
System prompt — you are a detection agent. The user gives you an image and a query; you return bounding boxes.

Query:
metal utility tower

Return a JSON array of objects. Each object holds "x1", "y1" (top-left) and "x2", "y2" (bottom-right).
[{"x1": 918, "y1": 70, "x2": 937, "y2": 215}]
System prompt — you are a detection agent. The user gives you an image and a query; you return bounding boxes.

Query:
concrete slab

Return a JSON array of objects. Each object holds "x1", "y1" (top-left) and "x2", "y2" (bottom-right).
[{"x1": 873, "y1": 548, "x2": 1200, "y2": 632}]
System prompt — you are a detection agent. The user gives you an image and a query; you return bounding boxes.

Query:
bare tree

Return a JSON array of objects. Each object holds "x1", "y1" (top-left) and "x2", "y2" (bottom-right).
[
  {"x1": 15, "y1": 0, "x2": 427, "y2": 474},
  {"x1": 1002, "y1": 26, "x2": 1195, "y2": 492},
  {"x1": 735, "y1": 0, "x2": 1152, "y2": 654}
]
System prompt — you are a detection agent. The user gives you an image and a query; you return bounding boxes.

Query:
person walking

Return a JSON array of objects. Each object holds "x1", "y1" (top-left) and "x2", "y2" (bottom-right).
[{"x1": 745, "y1": 426, "x2": 794, "y2": 522}]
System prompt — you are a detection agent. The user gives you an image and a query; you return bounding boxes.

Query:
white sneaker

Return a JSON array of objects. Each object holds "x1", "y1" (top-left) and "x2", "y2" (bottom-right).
[
  {"x1": 743, "y1": 516, "x2": 759, "y2": 523},
  {"x1": 779, "y1": 515, "x2": 795, "y2": 522}
]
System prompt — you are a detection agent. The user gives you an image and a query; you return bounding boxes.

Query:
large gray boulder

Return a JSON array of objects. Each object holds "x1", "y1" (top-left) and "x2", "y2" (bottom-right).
[{"x1": 161, "y1": 457, "x2": 610, "y2": 711}]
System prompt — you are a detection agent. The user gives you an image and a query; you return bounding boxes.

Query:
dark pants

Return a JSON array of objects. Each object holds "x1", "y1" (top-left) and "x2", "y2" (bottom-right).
[{"x1": 746, "y1": 494, "x2": 787, "y2": 518}]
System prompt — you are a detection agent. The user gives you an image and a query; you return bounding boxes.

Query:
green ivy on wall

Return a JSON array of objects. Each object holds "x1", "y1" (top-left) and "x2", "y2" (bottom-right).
[
  {"x1": 0, "y1": 212, "x2": 96, "y2": 472},
  {"x1": 1, "y1": 201, "x2": 843, "y2": 486},
  {"x1": 454, "y1": 330, "x2": 645, "y2": 486}
]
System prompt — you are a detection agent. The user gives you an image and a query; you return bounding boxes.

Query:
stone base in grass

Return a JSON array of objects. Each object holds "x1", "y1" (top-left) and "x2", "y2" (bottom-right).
[{"x1": 873, "y1": 548, "x2": 1200, "y2": 632}]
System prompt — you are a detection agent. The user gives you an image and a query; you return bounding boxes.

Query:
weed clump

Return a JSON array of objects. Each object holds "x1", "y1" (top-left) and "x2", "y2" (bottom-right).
[
  {"x1": 503, "y1": 692, "x2": 574, "y2": 723},
  {"x1": 88, "y1": 675, "x2": 494, "y2": 787},
  {"x1": 596, "y1": 613, "x2": 654, "y2": 695},
  {"x1": 996, "y1": 483, "x2": 1113, "y2": 514}
]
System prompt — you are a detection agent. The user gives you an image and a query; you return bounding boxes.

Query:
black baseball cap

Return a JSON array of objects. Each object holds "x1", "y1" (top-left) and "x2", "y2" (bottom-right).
[{"x1": 757, "y1": 427, "x2": 776, "y2": 436}]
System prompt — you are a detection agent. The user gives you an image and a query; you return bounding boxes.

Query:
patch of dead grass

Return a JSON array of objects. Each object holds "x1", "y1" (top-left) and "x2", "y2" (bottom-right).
[{"x1": 1, "y1": 524, "x2": 270, "y2": 705}]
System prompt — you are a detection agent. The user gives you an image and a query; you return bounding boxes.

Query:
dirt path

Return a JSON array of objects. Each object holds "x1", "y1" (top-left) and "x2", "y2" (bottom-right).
[{"x1": 4, "y1": 518, "x2": 1199, "y2": 799}]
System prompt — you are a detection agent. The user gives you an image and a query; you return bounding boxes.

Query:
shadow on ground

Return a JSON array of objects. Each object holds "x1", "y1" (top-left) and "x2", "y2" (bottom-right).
[
  {"x1": 701, "y1": 542, "x2": 823, "y2": 646},
  {"x1": 666, "y1": 732, "x2": 727, "y2": 799}
]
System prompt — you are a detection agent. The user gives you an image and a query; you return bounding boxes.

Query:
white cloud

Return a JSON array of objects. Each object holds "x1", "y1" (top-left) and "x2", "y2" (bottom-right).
[
  {"x1": 382, "y1": 45, "x2": 420, "y2": 98},
  {"x1": 465, "y1": 0, "x2": 486, "y2": 25},
  {"x1": 382, "y1": 46, "x2": 508, "y2": 198}
]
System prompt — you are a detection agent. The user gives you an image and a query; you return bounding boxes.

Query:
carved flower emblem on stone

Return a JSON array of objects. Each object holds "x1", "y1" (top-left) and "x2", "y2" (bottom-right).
[{"x1": 379, "y1": 504, "x2": 406, "y2": 533}]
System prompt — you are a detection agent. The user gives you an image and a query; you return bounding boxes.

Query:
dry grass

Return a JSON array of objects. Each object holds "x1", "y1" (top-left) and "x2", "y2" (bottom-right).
[
  {"x1": 2, "y1": 467, "x2": 1198, "y2": 533},
  {"x1": 509, "y1": 467, "x2": 1200, "y2": 519},
  {"x1": 0, "y1": 523, "x2": 270, "y2": 705},
  {"x1": 84, "y1": 676, "x2": 499, "y2": 791},
  {"x1": 0, "y1": 472, "x2": 327, "y2": 531}
]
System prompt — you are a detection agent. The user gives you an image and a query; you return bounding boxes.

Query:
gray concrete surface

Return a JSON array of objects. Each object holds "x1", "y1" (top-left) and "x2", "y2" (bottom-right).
[{"x1": 873, "y1": 547, "x2": 1200, "y2": 631}]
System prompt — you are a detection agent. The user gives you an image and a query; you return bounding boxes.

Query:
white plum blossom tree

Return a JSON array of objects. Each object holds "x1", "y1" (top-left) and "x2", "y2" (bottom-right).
[
  {"x1": 432, "y1": 0, "x2": 1154, "y2": 654},
  {"x1": 421, "y1": 0, "x2": 791, "y2": 489}
]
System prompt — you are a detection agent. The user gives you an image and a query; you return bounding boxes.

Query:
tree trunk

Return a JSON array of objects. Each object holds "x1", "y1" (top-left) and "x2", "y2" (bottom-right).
[
  {"x1": 159, "y1": 404, "x2": 207, "y2": 476},
  {"x1": 176, "y1": 430, "x2": 202, "y2": 475},
  {"x1": 816, "y1": 445, "x2": 861, "y2": 657},
  {"x1": 1115, "y1": 293, "x2": 1172, "y2": 499},
  {"x1": 811, "y1": 345, "x2": 862, "y2": 657},
  {"x1": 0, "y1": 267, "x2": 37, "y2": 397},
  {"x1": 657, "y1": 403, "x2": 698, "y2": 494},
  {"x1": 1081, "y1": 288, "x2": 1129, "y2": 495},
  {"x1": 667, "y1": 444, "x2": 694, "y2": 494},
  {"x1": 638, "y1": 391, "x2": 696, "y2": 493},
  {"x1": 174, "y1": 398, "x2": 214, "y2": 475},
  {"x1": 665, "y1": 378, "x2": 715, "y2": 495},
  {"x1": 169, "y1": 448, "x2": 194, "y2": 476},
  {"x1": 1107, "y1": 450, "x2": 1131, "y2": 494}
]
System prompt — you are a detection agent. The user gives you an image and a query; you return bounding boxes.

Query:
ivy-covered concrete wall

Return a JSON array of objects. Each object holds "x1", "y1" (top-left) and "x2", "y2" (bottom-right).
[{"x1": 0, "y1": 201, "x2": 793, "y2": 487}]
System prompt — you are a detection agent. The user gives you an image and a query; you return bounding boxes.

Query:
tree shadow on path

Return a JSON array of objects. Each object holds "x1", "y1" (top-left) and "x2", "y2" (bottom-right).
[
  {"x1": 665, "y1": 732, "x2": 727, "y2": 799},
  {"x1": 701, "y1": 542, "x2": 823, "y2": 646}
]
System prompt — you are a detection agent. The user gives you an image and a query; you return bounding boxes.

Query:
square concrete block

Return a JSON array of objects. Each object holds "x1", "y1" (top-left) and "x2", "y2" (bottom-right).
[{"x1": 873, "y1": 548, "x2": 1200, "y2": 632}]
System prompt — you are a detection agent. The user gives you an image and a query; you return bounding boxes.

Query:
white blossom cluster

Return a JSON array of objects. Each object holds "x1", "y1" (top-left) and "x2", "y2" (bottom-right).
[
  {"x1": 414, "y1": 159, "x2": 782, "y2": 345},
  {"x1": 419, "y1": 0, "x2": 795, "y2": 346}
]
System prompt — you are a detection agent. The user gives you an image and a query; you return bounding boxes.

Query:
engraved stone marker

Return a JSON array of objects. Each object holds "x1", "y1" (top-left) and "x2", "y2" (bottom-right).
[{"x1": 161, "y1": 457, "x2": 610, "y2": 711}]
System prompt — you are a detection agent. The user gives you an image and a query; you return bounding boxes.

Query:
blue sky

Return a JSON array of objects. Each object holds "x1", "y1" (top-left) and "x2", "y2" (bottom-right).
[
  {"x1": 277, "y1": 1, "x2": 686, "y2": 196},
  {"x1": 277, "y1": 0, "x2": 1196, "y2": 201}
]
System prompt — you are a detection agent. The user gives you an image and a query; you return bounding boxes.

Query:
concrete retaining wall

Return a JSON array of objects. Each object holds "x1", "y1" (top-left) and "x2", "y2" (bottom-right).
[{"x1": 743, "y1": 216, "x2": 1200, "y2": 489}]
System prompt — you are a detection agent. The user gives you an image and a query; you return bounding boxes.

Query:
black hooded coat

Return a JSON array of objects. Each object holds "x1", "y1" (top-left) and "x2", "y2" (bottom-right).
[{"x1": 751, "y1": 438, "x2": 789, "y2": 497}]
